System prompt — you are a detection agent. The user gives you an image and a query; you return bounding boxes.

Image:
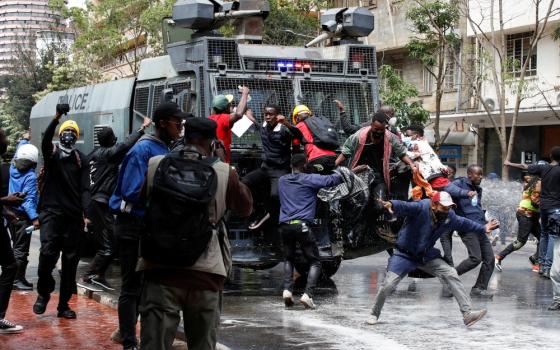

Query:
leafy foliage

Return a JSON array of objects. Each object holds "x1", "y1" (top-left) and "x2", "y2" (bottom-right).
[
  {"x1": 263, "y1": 0, "x2": 324, "y2": 46},
  {"x1": 379, "y1": 65, "x2": 429, "y2": 128}
]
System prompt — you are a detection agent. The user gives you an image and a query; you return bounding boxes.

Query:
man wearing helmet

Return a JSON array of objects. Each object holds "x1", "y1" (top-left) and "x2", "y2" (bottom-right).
[
  {"x1": 8, "y1": 136, "x2": 40, "y2": 291},
  {"x1": 33, "y1": 105, "x2": 90, "y2": 319},
  {"x1": 292, "y1": 105, "x2": 337, "y2": 174}
]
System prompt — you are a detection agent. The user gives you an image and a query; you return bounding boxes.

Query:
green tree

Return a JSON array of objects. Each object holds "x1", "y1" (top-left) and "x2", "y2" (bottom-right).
[
  {"x1": 263, "y1": 0, "x2": 324, "y2": 46},
  {"x1": 378, "y1": 65, "x2": 429, "y2": 128},
  {"x1": 50, "y1": 0, "x2": 175, "y2": 76},
  {"x1": 405, "y1": 0, "x2": 460, "y2": 148}
]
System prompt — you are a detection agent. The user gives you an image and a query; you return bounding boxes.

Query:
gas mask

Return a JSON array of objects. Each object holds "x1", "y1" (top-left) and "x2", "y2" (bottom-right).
[{"x1": 60, "y1": 131, "x2": 77, "y2": 149}]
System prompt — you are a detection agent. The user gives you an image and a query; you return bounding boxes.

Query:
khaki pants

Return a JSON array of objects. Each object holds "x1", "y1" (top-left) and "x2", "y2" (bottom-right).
[{"x1": 139, "y1": 276, "x2": 222, "y2": 350}]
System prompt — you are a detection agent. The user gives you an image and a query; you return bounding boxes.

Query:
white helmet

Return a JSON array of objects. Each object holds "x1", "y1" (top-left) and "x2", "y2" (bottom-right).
[{"x1": 15, "y1": 144, "x2": 39, "y2": 163}]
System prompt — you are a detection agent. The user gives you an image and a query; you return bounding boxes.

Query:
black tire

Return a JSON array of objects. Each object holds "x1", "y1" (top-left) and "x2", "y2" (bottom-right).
[{"x1": 294, "y1": 257, "x2": 342, "y2": 279}]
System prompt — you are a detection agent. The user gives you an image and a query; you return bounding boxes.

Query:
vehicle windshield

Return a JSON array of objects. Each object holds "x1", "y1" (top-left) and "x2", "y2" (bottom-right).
[{"x1": 214, "y1": 77, "x2": 375, "y2": 147}]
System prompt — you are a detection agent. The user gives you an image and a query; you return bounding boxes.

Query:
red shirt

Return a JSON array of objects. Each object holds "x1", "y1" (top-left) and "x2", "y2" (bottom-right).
[
  {"x1": 208, "y1": 113, "x2": 232, "y2": 163},
  {"x1": 296, "y1": 121, "x2": 336, "y2": 161}
]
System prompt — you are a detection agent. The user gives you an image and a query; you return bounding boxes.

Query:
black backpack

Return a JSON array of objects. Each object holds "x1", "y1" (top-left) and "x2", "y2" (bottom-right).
[
  {"x1": 141, "y1": 150, "x2": 218, "y2": 267},
  {"x1": 303, "y1": 116, "x2": 340, "y2": 150}
]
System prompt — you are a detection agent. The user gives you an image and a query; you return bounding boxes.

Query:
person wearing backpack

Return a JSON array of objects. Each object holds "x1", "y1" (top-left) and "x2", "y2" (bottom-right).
[
  {"x1": 109, "y1": 102, "x2": 185, "y2": 350},
  {"x1": 77, "y1": 117, "x2": 152, "y2": 292},
  {"x1": 138, "y1": 117, "x2": 252, "y2": 350},
  {"x1": 33, "y1": 106, "x2": 90, "y2": 320},
  {"x1": 292, "y1": 105, "x2": 337, "y2": 174}
]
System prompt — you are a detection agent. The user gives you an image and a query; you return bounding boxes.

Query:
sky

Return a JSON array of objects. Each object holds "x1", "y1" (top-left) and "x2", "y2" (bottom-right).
[{"x1": 67, "y1": 0, "x2": 86, "y2": 9}]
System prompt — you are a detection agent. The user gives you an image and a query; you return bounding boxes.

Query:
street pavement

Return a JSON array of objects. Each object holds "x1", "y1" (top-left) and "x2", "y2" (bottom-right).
[{"x1": 1, "y1": 233, "x2": 559, "y2": 349}]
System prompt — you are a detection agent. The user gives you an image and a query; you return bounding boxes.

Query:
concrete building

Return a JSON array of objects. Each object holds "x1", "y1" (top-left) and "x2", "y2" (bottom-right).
[
  {"x1": 335, "y1": 0, "x2": 560, "y2": 177},
  {"x1": 0, "y1": 0, "x2": 71, "y2": 74}
]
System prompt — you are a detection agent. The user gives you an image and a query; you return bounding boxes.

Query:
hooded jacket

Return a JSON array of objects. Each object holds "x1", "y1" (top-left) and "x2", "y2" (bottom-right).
[
  {"x1": 109, "y1": 134, "x2": 168, "y2": 218},
  {"x1": 88, "y1": 130, "x2": 144, "y2": 203},
  {"x1": 392, "y1": 199, "x2": 486, "y2": 262},
  {"x1": 448, "y1": 176, "x2": 486, "y2": 225}
]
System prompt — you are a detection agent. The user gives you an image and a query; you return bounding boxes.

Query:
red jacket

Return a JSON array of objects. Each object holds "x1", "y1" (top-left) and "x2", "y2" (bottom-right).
[{"x1": 296, "y1": 121, "x2": 336, "y2": 162}]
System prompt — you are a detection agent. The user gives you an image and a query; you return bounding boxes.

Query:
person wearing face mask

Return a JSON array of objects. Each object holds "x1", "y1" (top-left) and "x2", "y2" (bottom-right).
[
  {"x1": 241, "y1": 104, "x2": 303, "y2": 231},
  {"x1": 335, "y1": 112, "x2": 415, "y2": 212},
  {"x1": 368, "y1": 191, "x2": 499, "y2": 327},
  {"x1": 108, "y1": 102, "x2": 186, "y2": 350},
  {"x1": 77, "y1": 117, "x2": 152, "y2": 292},
  {"x1": 447, "y1": 165, "x2": 496, "y2": 300},
  {"x1": 34, "y1": 107, "x2": 90, "y2": 319}
]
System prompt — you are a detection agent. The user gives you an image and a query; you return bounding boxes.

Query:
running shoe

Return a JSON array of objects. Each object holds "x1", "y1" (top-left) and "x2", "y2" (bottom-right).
[
  {"x1": 531, "y1": 264, "x2": 540, "y2": 272},
  {"x1": 0, "y1": 319, "x2": 23, "y2": 334},
  {"x1": 495, "y1": 256, "x2": 503, "y2": 272},
  {"x1": 463, "y1": 309, "x2": 487, "y2": 327},
  {"x1": 91, "y1": 277, "x2": 116, "y2": 291},
  {"x1": 283, "y1": 290, "x2": 294, "y2": 307},
  {"x1": 300, "y1": 293, "x2": 316, "y2": 309}
]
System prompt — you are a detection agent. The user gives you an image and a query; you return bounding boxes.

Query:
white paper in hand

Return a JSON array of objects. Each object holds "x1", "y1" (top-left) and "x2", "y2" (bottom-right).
[{"x1": 232, "y1": 115, "x2": 254, "y2": 138}]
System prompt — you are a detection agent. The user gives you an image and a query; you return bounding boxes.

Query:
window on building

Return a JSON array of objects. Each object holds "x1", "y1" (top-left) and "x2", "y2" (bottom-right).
[
  {"x1": 422, "y1": 66, "x2": 433, "y2": 94},
  {"x1": 506, "y1": 32, "x2": 537, "y2": 77},
  {"x1": 444, "y1": 50, "x2": 457, "y2": 91}
]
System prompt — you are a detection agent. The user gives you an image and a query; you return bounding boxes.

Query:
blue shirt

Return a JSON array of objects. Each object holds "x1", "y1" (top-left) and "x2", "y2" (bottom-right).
[
  {"x1": 448, "y1": 177, "x2": 486, "y2": 225},
  {"x1": 109, "y1": 135, "x2": 168, "y2": 217},
  {"x1": 278, "y1": 172, "x2": 342, "y2": 223},
  {"x1": 9, "y1": 140, "x2": 38, "y2": 221}
]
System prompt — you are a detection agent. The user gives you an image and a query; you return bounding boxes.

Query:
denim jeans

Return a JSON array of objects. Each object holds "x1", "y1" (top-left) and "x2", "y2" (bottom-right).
[{"x1": 539, "y1": 208, "x2": 560, "y2": 270}]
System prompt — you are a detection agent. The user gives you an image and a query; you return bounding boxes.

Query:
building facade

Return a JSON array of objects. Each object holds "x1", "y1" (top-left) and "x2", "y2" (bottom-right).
[{"x1": 0, "y1": 0, "x2": 71, "y2": 75}]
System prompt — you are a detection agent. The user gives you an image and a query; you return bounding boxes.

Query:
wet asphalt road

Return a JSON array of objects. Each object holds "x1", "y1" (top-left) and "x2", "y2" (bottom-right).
[
  {"x1": 219, "y1": 237, "x2": 560, "y2": 350},
  {"x1": 25, "y1": 234, "x2": 560, "y2": 349}
]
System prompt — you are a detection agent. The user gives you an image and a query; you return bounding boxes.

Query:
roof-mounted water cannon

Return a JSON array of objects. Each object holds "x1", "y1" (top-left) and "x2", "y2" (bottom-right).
[
  {"x1": 172, "y1": 0, "x2": 269, "y2": 41},
  {"x1": 305, "y1": 7, "x2": 374, "y2": 48}
]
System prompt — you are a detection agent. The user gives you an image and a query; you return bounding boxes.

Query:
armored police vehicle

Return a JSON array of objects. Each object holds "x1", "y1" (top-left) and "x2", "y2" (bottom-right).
[{"x1": 31, "y1": 0, "x2": 390, "y2": 278}]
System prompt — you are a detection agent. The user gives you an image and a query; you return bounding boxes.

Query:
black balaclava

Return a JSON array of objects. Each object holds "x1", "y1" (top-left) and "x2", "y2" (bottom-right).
[{"x1": 97, "y1": 127, "x2": 117, "y2": 147}]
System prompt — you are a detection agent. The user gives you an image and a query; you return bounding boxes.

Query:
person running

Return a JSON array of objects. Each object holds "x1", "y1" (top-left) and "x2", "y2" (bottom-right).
[
  {"x1": 447, "y1": 165, "x2": 495, "y2": 299},
  {"x1": 78, "y1": 117, "x2": 152, "y2": 291},
  {"x1": 278, "y1": 154, "x2": 343, "y2": 309},
  {"x1": 495, "y1": 176, "x2": 541, "y2": 272},
  {"x1": 368, "y1": 191, "x2": 498, "y2": 327},
  {"x1": 242, "y1": 104, "x2": 303, "y2": 230},
  {"x1": 138, "y1": 117, "x2": 252, "y2": 350},
  {"x1": 34, "y1": 106, "x2": 90, "y2": 319},
  {"x1": 109, "y1": 102, "x2": 186, "y2": 350},
  {"x1": 8, "y1": 139, "x2": 40, "y2": 291},
  {"x1": 208, "y1": 86, "x2": 250, "y2": 163},
  {"x1": 0, "y1": 128, "x2": 25, "y2": 334},
  {"x1": 292, "y1": 105, "x2": 338, "y2": 174},
  {"x1": 505, "y1": 146, "x2": 560, "y2": 310}
]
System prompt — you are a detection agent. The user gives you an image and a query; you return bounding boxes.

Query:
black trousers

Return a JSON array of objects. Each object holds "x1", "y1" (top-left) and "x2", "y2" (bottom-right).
[
  {"x1": 307, "y1": 155, "x2": 336, "y2": 175},
  {"x1": 242, "y1": 165, "x2": 289, "y2": 223},
  {"x1": 0, "y1": 224, "x2": 17, "y2": 319},
  {"x1": 37, "y1": 209, "x2": 83, "y2": 310},
  {"x1": 280, "y1": 222, "x2": 321, "y2": 297},
  {"x1": 498, "y1": 213, "x2": 540, "y2": 260},
  {"x1": 9, "y1": 218, "x2": 32, "y2": 280},
  {"x1": 455, "y1": 231, "x2": 495, "y2": 290},
  {"x1": 115, "y1": 214, "x2": 144, "y2": 348},
  {"x1": 85, "y1": 200, "x2": 115, "y2": 277},
  {"x1": 440, "y1": 231, "x2": 454, "y2": 266}
]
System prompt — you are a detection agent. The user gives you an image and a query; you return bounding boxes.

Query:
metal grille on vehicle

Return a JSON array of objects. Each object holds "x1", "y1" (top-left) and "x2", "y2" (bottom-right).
[
  {"x1": 243, "y1": 58, "x2": 345, "y2": 74},
  {"x1": 152, "y1": 84, "x2": 165, "y2": 111},
  {"x1": 347, "y1": 46, "x2": 377, "y2": 75},
  {"x1": 214, "y1": 77, "x2": 295, "y2": 147},
  {"x1": 299, "y1": 81, "x2": 374, "y2": 142},
  {"x1": 199, "y1": 66, "x2": 206, "y2": 116},
  {"x1": 169, "y1": 81, "x2": 190, "y2": 94},
  {"x1": 93, "y1": 125, "x2": 109, "y2": 148},
  {"x1": 133, "y1": 86, "x2": 150, "y2": 118},
  {"x1": 208, "y1": 39, "x2": 241, "y2": 70}
]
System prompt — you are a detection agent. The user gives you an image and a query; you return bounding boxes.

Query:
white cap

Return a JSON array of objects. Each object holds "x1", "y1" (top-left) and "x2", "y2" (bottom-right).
[
  {"x1": 432, "y1": 191, "x2": 455, "y2": 207},
  {"x1": 15, "y1": 144, "x2": 39, "y2": 163}
]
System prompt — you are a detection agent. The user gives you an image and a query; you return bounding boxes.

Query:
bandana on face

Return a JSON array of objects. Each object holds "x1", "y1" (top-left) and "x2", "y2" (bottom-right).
[{"x1": 60, "y1": 130, "x2": 77, "y2": 150}]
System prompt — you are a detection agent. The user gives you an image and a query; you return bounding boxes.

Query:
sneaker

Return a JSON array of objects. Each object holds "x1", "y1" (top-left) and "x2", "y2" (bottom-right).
[
  {"x1": 470, "y1": 287, "x2": 494, "y2": 299},
  {"x1": 248, "y1": 212, "x2": 270, "y2": 230},
  {"x1": 548, "y1": 301, "x2": 560, "y2": 311},
  {"x1": 531, "y1": 264, "x2": 540, "y2": 272},
  {"x1": 300, "y1": 293, "x2": 316, "y2": 309},
  {"x1": 0, "y1": 319, "x2": 23, "y2": 334},
  {"x1": 529, "y1": 255, "x2": 538, "y2": 266},
  {"x1": 463, "y1": 309, "x2": 487, "y2": 327},
  {"x1": 13, "y1": 279, "x2": 33, "y2": 291},
  {"x1": 495, "y1": 258, "x2": 503, "y2": 272},
  {"x1": 77, "y1": 277, "x2": 103, "y2": 292},
  {"x1": 542, "y1": 269, "x2": 551, "y2": 279},
  {"x1": 91, "y1": 277, "x2": 116, "y2": 291},
  {"x1": 365, "y1": 315, "x2": 379, "y2": 325},
  {"x1": 282, "y1": 290, "x2": 294, "y2": 307}
]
